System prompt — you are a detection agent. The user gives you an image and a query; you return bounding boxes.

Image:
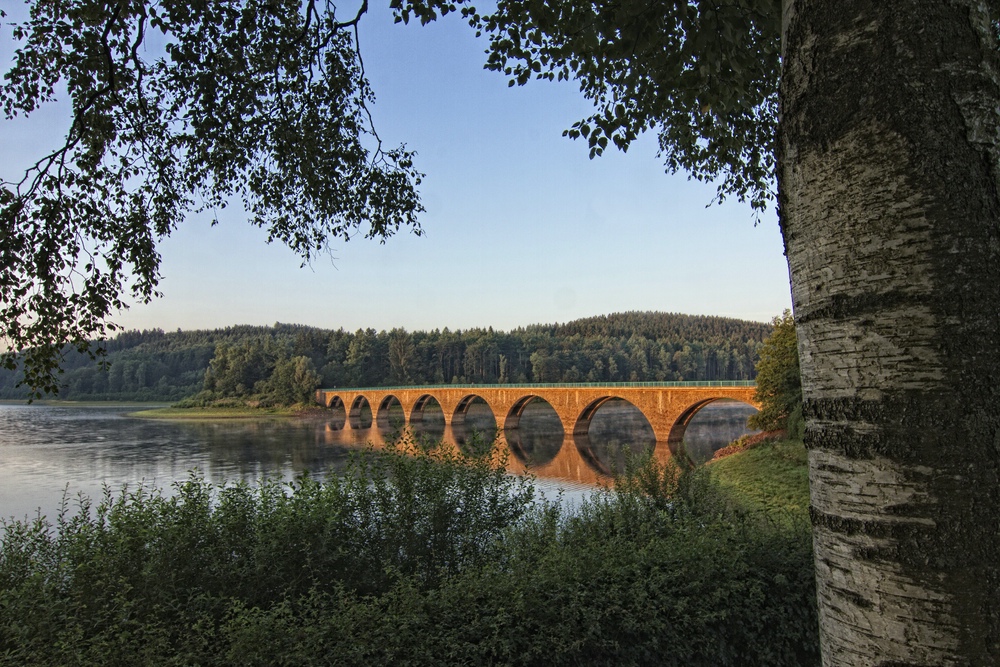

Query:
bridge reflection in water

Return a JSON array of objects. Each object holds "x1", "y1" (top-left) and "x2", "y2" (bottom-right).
[{"x1": 315, "y1": 383, "x2": 760, "y2": 486}]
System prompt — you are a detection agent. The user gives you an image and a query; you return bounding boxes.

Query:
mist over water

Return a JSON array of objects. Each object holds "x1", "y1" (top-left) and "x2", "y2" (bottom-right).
[
  {"x1": 0, "y1": 400, "x2": 758, "y2": 522},
  {"x1": 681, "y1": 400, "x2": 762, "y2": 465}
]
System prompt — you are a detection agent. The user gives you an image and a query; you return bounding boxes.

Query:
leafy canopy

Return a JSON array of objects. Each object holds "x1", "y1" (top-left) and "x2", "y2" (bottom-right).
[
  {"x1": 395, "y1": 0, "x2": 781, "y2": 211},
  {"x1": 1, "y1": 0, "x2": 424, "y2": 395}
]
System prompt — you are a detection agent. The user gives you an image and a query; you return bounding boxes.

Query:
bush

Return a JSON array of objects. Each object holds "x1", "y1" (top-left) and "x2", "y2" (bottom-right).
[{"x1": 0, "y1": 443, "x2": 818, "y2": 666}]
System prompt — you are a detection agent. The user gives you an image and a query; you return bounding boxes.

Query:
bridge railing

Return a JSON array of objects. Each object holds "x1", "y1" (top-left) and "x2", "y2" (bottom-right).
[{"x1": 320, "y1": 380, "x2": 756, "y2": 392}]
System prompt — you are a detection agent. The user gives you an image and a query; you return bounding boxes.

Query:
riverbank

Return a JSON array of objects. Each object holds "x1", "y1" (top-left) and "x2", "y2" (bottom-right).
[
  {"x1": 709, "y1": 438, "x2": 810, "y2": 517},
  {"x1": 0, "y1": 399, "x2": 170, "y2": 408},
  {"x1": 130, "y1": 404, "x2": 328, "y2": 419}
]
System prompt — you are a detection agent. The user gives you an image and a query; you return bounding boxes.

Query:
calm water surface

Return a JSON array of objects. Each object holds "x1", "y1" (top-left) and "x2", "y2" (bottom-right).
[{"x1": 0, "y1": 400, "x2": 757, "y2": 522}]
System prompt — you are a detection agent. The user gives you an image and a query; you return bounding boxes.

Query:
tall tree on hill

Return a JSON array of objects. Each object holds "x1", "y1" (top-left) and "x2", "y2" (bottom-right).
[
  {"x1": 748, "y1": 310, "x2": 801, "y2": 435},
  {"x1": 4, "y1": 0, "x2": 1000, "y2": 662},
  {"x1": 388, "y1": 328, "x2": 416, "y2": 384},
  {"x1": 262, "y1": 355, "x2": 321, "y2": 405}
]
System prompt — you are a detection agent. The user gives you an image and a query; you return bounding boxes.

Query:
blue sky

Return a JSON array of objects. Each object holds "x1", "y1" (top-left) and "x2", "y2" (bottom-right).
[{"x1": 1, "y1": 3, "x2": 791, "y2": 335}]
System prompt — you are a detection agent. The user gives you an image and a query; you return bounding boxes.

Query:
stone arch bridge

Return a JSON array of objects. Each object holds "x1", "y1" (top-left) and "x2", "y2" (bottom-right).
[{"x1": 316, "y1": 382, "x2": 758, "y2": 450}]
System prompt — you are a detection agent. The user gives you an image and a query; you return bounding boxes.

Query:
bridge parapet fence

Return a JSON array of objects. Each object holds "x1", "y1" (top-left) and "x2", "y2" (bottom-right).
[{"x1": 320, "y1": 380, "x2": 755, "y2": 392}]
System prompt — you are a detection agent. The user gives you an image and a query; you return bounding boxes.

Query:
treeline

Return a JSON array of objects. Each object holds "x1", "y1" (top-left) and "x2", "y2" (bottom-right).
[
  {"x1": 318, "y1": 313, "x2": 766, "y2": 387},
  {"x1": 0, "y1": 325, "x2": 314, "y2": 402},
  {"x1": 0, "y1": 312, "x2": 771, "y2": 402}
]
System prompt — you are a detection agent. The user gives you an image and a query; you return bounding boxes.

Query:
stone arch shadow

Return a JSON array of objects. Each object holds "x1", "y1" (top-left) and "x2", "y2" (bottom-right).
[
  {"x1": 326, "y1": 395, "x2": 347, "y2": 430},
  {"x1": 573, "y1": 396, "x2": 656, "y2": 477},
  {"x1": 503, "y1": 395, "x2": 565, "y2": 468}
]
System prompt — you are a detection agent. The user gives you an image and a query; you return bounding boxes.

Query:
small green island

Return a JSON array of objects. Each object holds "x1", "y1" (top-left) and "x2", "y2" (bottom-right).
[{"x1": 129, "y1": 404, "x2": 326, "y2": 420}]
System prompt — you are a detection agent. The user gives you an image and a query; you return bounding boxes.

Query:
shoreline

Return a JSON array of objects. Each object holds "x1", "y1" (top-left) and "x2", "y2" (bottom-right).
[{"x1": 129, "y1": 405, "x2": 330, "y2": 420}]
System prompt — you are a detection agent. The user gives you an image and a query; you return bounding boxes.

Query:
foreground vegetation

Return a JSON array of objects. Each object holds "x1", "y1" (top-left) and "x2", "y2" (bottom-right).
[{"x1": 0, "y1": 440, "x2": 817, "y2": 666}]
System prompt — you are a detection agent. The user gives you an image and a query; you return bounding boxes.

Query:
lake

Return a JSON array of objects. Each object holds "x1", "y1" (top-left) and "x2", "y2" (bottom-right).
[{"x1": 0, "y1": 399, "x2": 758, "y2": 522}]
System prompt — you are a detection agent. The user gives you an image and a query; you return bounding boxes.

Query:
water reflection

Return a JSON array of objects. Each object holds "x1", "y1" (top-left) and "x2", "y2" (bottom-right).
[
  {"x1": 178, "y1": 419, "x2": 356, "y2": 476},
  {"x1": 327, "y1": 396, "x2": 347, "y2": 429},
  {"x1": 451, "y1": 401, "x2": 499, "y2": 458},
  {"x1": 0, "y1": 400, "x2": 758, "y2": 523},
  {"x1": 504, "y1": 399, "x2": 563, "y2": 467},
  {"x1": 409, "y1": 397, "x2": 445, "y2": 444}
]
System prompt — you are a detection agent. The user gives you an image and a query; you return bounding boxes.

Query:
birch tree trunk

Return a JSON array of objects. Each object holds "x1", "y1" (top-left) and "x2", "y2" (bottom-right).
[{"x1": 779, "y1": 1, "x2": 1000, "y2": 664}]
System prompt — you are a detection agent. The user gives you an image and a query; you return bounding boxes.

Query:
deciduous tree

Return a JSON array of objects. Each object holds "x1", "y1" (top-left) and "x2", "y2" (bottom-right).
[
  {"x1": 5, "y1": 0, "x2": 1000, "y2": 662},
  {"x1": 1, "y1": 0, "x2": 424, "y2": 394},
  {"x1": 748, "y1": 310, "x2": 800, "y2": 434}
]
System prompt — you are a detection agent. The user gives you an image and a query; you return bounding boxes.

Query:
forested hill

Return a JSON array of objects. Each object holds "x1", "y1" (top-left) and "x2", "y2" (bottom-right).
[
  {"x1": 0, "y1": 313, "x2": 772, "y2": 402},
  {"x1": 538, "y1": 312, "x2": 768, "y2": 341}
]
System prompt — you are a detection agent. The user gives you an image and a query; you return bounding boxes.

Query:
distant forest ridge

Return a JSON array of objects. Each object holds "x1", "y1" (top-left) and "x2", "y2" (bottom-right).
[{"x1": 0, "y1": 312, "x2": 774, "y2": 402}]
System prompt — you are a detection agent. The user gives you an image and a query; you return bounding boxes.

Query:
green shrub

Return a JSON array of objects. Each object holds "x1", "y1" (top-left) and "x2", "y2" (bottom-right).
[{"x1": 0, "y1": 442, "x2": 818, "y2": 666}]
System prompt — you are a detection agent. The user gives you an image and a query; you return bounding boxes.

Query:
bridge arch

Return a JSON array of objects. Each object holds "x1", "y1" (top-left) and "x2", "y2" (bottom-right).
[
  {"x1": 504, "y1": 395, "x2": 566, "y2": 468},
  {"x1": 572, "y1": 395, "x2": 656, "y2": 436},
  {"x1": 667, "y1": 398, "x2": 718, "y2": 448},
  {"x1": 451, "y1": 394, "x2": 499, "y2": 448},
  {"x1": 375, "y1": 395, "x2": 406, "y2": 430},
  {"x1": 410, "y1": 394, "x2": 442, "y2": 424},
  {"x1": 348, "y1": 395, "x2": 373, "y2": 429},
  {"x1": 573, "y1": 397, "x2": 657, "y2": 476},
  {"x1": 452, "y1": 394, "x2": 497, "y2": 427},
  {"x1": 666, "y1": 397, "x2": 759, "y2": 463},
  {"x1": 326, "y1": 395, "x2": 347, "y2": 430},
  {"x1": 504, "y1": 395, "x2": 567, "y2": 434},
  {"x1": 316, "y1": 383, "x2": 758, "y2": 447}
]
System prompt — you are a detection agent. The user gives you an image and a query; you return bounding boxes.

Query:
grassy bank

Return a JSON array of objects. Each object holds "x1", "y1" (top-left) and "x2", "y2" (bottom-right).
[
  {"x1": 0, "y1": 442, "x2": 818, "y2": 666},
  {"x1": 709, "y1": 438, "x2": 810, "y2": 517}
]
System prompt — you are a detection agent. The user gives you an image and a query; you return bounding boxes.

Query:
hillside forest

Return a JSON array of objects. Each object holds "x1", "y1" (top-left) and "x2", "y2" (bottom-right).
[{"x1": 0, "y1": 312, "x2": 772, "y2": 404}]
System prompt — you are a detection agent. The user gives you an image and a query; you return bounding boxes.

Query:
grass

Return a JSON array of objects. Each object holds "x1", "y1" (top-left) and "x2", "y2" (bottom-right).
[{"x1": 707, "y1": 438, "x2": 810, "y2": 517}]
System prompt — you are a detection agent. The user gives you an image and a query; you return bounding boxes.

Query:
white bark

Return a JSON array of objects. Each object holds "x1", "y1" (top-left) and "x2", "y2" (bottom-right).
[{"x1": 780, "y1": 1, "x2": 1000, "y2": 664}]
